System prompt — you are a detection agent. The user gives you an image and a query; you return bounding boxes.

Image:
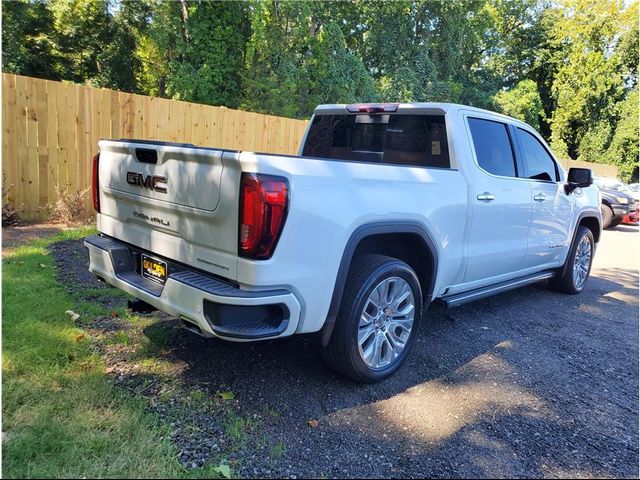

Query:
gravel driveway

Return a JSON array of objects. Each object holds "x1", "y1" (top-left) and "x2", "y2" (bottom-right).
[{"x1": 45, "y1": 226, "x2": 639, "y2": 478}]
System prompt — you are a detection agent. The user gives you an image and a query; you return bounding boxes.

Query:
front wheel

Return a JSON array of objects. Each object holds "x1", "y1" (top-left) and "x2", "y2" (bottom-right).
[
  {"x1": 550, "y1": 226, "x2": 595, "y2": 294},
  {"x1": 601, "y1": 204, "x2": 614, "y2": 229},
  {"x1": 321, "y1": 254, "x2": 423, "y2": 383}
]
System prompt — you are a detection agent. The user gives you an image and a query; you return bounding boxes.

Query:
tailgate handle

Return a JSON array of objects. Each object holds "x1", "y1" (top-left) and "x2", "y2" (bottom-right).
[{"x1": 135, "y1": 148, "x2": 158, "y2": 164}]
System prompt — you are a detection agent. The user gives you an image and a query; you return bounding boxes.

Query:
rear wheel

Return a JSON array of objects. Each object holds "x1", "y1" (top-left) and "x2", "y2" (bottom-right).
[
  {"x1": 550, "y1": 225, "x2": 595, "y2": 294},
  {"x1": 321, "y1": 254, "x2": 423, "y2": 383},
  {"x1": 601, "y1": 204, "x2": 614, "y2": 229}
]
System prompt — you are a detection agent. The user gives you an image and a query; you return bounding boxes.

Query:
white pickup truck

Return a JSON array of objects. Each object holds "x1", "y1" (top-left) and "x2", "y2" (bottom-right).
[{"x1": 85, "y1": 102, "x2": 601, "y2": 382}]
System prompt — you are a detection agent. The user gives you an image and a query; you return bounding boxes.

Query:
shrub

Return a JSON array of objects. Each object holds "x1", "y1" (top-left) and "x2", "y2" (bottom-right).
[
  {"x1": 47, "y1": 183, "x2": 91, "y2": 224},
  {"x1": 2, "y1": 174, "x2": 19, "y2": 226}
]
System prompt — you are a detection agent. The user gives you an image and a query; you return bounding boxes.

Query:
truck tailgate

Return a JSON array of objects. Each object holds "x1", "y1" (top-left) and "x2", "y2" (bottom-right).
[{"x1": 96, "y1": 140, "x2": 241, "y2": 280}]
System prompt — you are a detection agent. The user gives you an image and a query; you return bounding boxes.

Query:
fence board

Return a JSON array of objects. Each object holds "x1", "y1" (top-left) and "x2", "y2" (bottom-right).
[
  {"x1": 4, "y1": 75, "x2": 17, "y2": 206},
  {"x1": 75, "y1": 86, "x2": 87, "y2": 202},
  {"x1": 36, "y1": 80, "x2": 48, "y2": 210},
  {"x1": 45, "y1": 81, "x2": 58, "y2": 205}
]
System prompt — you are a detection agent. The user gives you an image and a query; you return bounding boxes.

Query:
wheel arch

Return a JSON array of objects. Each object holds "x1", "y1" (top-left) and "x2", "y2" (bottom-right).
[
  {"x1": 320, "y1": 221, "x2": 439, "y2": 347},
  {"x1": 578, "y1": 214, "x2": 601, "y2": 243},
  {"x1": 601, "y1": 198, "x2": 614, "y2": 210},
  {"x1": 558, "y1": 212, "x2": 601, "y2": 280}
]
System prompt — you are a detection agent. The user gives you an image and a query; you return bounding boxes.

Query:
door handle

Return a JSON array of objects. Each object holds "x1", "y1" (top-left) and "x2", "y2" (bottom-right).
[
  {"x1": 534, "y1": 193, "x2": 547, "y2": 202},
  {"x1": 477, "y1": 192, "x2": 496, "y2": 202}
]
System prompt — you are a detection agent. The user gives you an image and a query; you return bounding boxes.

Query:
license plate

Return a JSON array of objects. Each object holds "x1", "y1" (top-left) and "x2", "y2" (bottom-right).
[{"x1": 141, "y1": 254, "x2": 168, "y2": 285}]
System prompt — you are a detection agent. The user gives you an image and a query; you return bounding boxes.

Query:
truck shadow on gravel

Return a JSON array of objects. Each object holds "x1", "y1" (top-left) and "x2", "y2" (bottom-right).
[{"x1": 49, "y1": 238, "x2": 639, "y2": 478}]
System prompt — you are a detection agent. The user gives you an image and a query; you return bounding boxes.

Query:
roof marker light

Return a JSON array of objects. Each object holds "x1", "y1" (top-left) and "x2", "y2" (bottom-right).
[{"x1": 346, "y1": 103, "x2": 399, "y2": 113}]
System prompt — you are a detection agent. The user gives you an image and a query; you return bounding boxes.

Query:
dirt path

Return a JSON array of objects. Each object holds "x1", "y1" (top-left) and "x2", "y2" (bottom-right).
[
  {"x1": 18, "y1": 225, "x2": 640, "y2": 478},
  {"x1": 2, "y1": 223, "x2": 67, "y2": 254}
]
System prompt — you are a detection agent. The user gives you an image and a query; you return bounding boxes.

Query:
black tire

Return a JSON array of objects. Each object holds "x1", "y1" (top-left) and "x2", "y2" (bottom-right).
[
  {"x1": 609, "y1": 217, "x2": 623, "y2": 228},
  {"x1": 321, "y1": 254, "x2": 423, "y2": 383},
  {"x1": 550, "y1": 225, "x2": 595, "y2": 294},
  {"x1": 601, "y1": 204, "x2": 614, "y2": 229}
]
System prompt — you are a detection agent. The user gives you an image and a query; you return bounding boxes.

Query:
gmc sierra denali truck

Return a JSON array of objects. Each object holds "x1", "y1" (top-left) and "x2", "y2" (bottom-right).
[{"x1": 85, "y1": 102, "x2": 601, "y2": 382}]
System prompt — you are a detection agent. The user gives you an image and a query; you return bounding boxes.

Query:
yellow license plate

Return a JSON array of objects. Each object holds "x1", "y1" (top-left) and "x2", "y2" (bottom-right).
[{"x1": 141, "y1": 254, "x2": 167, "y2": 285}]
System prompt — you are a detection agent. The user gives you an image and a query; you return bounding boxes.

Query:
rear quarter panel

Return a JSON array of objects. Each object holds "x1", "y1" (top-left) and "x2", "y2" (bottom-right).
[{"x1": 236, "y1": 152, "x2": 468, "y2": 334}]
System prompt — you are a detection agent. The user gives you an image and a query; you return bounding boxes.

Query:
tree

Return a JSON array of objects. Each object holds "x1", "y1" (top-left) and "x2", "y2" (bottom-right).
[
  {"x1": 92, "y1": 0, "x2": 151, "y2": 92},
  {"x1": 2, "y1": 0, "x2": 59, "y2": 79},
  {"x1": 615, "y1": 1, "x2": 639, "y2": 88},
  {"x1": 306, "y1": 22, "x2": 377, "y2": 107},
  {"x1": 135, "y1": 0, "x2": 179, "y2": 98},
  {"x1": 546, "y1": 0, "x2": 627, "y2": 159},
  {"x1": 1, "y1": 0, "x2": 635, "y2": 178},
  {"x1": 580, "y1": 86, "x2": 639, "y2": 181},
  {"x1": 163, "y1": 1, "x2": 249, "y2": 107},
  {"x1": 493, "y1": 79, "x2": 544, "y2": 130},
  {"x1": 49, "y1": 0, "x2": 113, "y2": 83},
  {"x1": 605, "y1": 87, "x2": 639, "y2": 181},
  {"x1": 240, "y1": 0, "x2": 308, "y2": 117}
]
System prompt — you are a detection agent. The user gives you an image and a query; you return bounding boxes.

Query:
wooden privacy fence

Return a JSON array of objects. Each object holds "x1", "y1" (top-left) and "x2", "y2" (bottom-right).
[{"x1": 2, "y1": 73, "x2": 309, "y2": 220}]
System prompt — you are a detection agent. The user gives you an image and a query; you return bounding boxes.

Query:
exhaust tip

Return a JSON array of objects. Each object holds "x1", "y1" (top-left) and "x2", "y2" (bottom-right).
[{"x1": 180, "y1": 317, "x2": 203, "y2": 336}]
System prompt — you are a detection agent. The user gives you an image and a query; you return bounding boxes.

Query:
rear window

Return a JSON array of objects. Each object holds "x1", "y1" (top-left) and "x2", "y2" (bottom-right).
[{"x1": 302, "y1": 114, "x2": 450, "y2": 168}]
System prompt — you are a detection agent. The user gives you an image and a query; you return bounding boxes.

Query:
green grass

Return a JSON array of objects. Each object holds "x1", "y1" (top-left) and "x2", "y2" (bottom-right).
[{"x1": 2, "y1": 227, "x2": 229, "y2": 478}]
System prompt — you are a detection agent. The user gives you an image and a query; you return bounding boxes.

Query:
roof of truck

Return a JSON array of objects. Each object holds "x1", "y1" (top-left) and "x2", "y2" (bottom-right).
[{"x1": 313, "y1": 102, "x2": 526, "y2": 127}]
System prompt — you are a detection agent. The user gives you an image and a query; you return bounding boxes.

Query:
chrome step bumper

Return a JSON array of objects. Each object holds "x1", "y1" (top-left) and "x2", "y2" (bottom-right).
[{"x1": 84, "y1": 235, "x2": 301, "y2": 341}]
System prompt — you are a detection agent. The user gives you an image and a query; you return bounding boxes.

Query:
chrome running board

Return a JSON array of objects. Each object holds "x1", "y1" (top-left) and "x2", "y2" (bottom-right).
[{"x1": 441, "y1": 270, "x2": 556, "y2": 308}]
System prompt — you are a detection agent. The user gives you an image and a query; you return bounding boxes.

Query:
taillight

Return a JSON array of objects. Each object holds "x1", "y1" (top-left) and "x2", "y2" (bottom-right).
[
  {"x1": 239, "y1": 173, "x2": 289, "y2": 260},
  {"x1": 92, "y1": 153, "x2": 100, "y2": 212}
]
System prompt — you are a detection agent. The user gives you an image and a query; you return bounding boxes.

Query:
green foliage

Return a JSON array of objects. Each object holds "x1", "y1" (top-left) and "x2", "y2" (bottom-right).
[
  {"x1": 547, "y1": 0, "x2": 628, "y2": 159},
  {"x1": 135, "y1": 0, "x2": 178, "y2": 98},
  {"x1": 49, "y1": 0, "x2": 112, "y2": 82},
  {"x1": 615, "y1": 3, "x2": 639, "y2": 87},
  {"x1": 3, "y1": 0, "x2": 144, "y2": 92},
  {"x1": 605, "y1": 87, "x2": 639, "y2": 181},
  {"x1": 578, "y1": 121, "x2": 612, "y2": 164},
  {"x1": 2, "y1": 0, "x2": 59, "y2": 79},
  {"x1": 579, "y1": 86, "x2": 640, "y2": 182},
  {"x1": 240, "y1": 0, "x2": 310, "y2": 117},
  {"x1": 493, "y1": 80, "x2": 544, "y2": 130},
  {"x1": 308, "y1": 22, "x2": 377, "y2": 107},
  {"x1": 163, "y1": 1, "x2": 249, "y2": 107},
  {"x1": 2, "y1": 0, "x2": 637, "y2": 177}
]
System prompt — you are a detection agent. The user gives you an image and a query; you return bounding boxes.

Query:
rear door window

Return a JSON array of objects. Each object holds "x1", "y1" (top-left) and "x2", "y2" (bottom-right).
[
  {"x1": 302, "y1": 114, "x2": 450, "y2": 168},
  {"x1": 468, "y1": 117, "x2": 517, "y2": 178}
]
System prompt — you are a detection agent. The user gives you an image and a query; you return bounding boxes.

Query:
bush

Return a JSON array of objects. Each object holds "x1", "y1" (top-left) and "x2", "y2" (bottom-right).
[
  {"x1": 2, "y1": 174, "x2": 19, "y2": 226},
  {"x1": 47, "y1": 183, "x2": 91, "y2": 224}
]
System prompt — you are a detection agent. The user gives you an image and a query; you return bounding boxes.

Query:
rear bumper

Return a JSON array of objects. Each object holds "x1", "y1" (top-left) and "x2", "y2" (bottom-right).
[
  {"x1": 623, "y1": 202, "x2": 639, "y2": 224},
  {"x1": 84, "y1": 235, "x2": 301, "y2": 341},
  {"x1": 623, "y1": 212, "x2": 639, "y2": 224}
]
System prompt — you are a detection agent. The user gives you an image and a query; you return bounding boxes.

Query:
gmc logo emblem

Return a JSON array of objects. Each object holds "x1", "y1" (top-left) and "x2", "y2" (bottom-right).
[{"x1": 126, "y1": 172, "x2": 167, "y2": 193}]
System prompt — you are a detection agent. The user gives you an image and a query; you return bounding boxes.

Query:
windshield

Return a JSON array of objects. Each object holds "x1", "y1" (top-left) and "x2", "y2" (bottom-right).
[{"x1": 594, "y1": 177, "x2": 628, "y2": 191}]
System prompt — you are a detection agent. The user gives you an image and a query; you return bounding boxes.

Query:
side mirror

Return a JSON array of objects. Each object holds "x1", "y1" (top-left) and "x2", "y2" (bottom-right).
[{"x1": 565, "y1": 167, "x2": 593, "y2": 194}]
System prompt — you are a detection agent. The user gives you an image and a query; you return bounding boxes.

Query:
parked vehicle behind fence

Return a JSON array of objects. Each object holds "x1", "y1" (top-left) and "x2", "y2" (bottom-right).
[{"x1": 85, "y1": 103, "x2": 601, "y2": 382}]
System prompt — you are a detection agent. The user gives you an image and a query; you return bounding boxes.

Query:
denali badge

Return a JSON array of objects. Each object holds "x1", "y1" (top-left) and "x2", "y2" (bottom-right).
[
  {"x1": 133, "y1": 211, "x2": 170, "y2": 227},
  {"x1": 126, "y1": 172, "x2": 167, "y2": 193}
]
